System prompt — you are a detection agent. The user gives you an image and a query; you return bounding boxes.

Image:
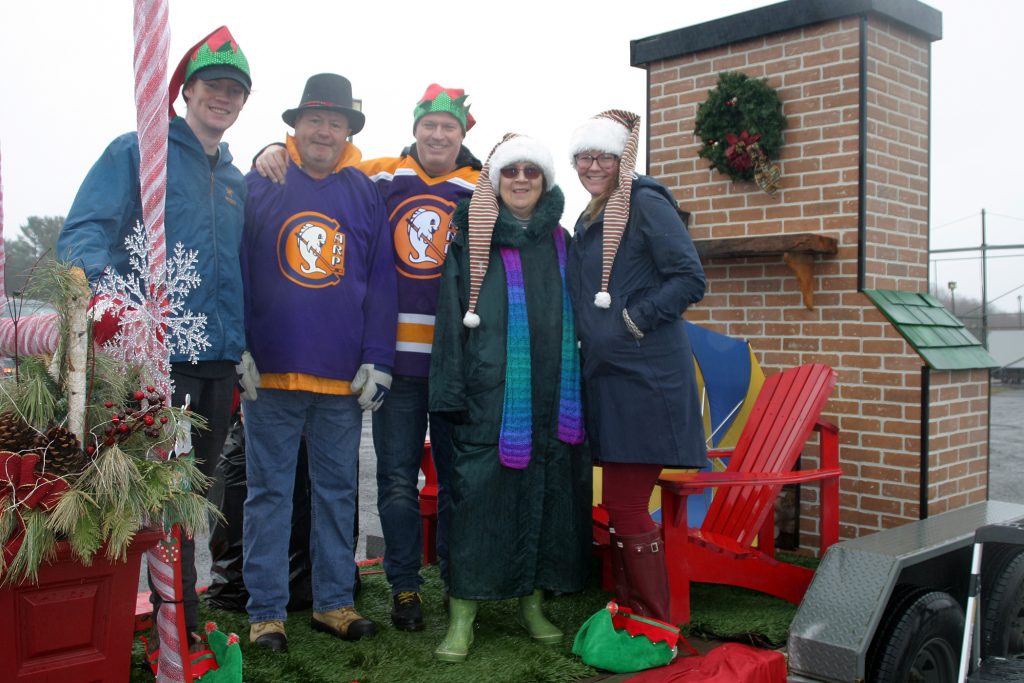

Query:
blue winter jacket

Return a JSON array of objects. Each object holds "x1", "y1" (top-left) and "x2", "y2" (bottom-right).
[{"x1": 57, "y1": 117, "x2": 247, "y2": 363}]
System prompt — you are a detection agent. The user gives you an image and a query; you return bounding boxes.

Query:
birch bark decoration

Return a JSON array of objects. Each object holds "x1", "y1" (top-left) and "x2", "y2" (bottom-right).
[{"x1": 64, "y1": 267, "x2": 90, "y2": 442}]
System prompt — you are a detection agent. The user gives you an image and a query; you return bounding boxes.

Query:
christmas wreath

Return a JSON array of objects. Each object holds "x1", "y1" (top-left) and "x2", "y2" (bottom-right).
[{"x1": 694, "y1": 71, "x2": 787, "y2": 194}]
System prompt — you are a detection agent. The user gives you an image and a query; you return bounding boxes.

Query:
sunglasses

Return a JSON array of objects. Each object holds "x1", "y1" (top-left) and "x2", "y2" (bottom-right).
[{"x1": 500, "y1": 165, "x2": 543, "y2": 180}]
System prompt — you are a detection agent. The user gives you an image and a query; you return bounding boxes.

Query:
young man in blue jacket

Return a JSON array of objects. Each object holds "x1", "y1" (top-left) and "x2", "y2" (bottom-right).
[
  {"x1": 240, "y1": 73, "x2": 397, "y2": 651},
  {"x1": 56, "y1": 26, "x2": 251, "y2": 650}
]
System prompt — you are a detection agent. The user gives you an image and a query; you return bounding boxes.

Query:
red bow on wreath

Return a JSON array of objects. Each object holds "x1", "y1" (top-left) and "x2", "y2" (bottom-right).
[
  {"x1": 724, "y1": 131, "x2": 762, "y2": 173},
  {"x1": 1, "y1": 450, "x2": 71, "y2": 565},
  {"x1": 724, "y1": 130, "x2": 782, "y2": 195}
]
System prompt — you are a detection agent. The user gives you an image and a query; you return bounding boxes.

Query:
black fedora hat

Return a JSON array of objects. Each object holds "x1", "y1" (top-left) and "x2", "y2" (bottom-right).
[{"x1": 282, "y1": 73, "x2": 365, "y2": 134}]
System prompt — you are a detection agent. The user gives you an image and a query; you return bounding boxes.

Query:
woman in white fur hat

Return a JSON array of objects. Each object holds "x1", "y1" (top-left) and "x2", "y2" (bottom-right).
[
  {"x1": 429, "y1": 134, "x2": 591, "y2": 662},
  {"x1": 566, "y1": 111, "x2": 708, "y2": 624}
]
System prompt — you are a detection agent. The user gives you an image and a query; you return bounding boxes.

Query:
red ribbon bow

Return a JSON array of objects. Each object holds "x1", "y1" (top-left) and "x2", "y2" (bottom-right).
[
  {"x1": 1, "y1": 450, "x2": 71, "y2": 567},
  {"x1": 724, "y1": 130, "x2": 762, "y2": 172}
]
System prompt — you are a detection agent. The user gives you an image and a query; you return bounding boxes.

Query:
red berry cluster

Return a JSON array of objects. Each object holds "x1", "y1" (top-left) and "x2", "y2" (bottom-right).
[{"x1": 87, "y1": 385, "x2": 170, "y2": 455}]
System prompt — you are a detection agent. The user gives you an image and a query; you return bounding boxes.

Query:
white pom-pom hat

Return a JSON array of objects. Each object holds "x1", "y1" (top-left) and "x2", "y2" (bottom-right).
[
  {"x1": 463, "y1": 133, "x2": 558, "y2": 327},
  {"x1": 488, "y1": 135, "x2": 556, "y2": 193},
  {"x1": 568, "y1": 117, "x2": 630, "y2": 166}
]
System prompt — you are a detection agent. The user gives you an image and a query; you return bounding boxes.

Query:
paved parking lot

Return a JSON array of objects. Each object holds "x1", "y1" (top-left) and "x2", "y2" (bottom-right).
[{"x1": 989, "y1": 383, "x2": 1023, "y2": 503}]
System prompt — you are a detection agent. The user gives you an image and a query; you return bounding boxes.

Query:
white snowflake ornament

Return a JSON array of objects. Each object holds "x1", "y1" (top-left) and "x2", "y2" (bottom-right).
[{"x1": 95, "y1": 220, "x2": 210, "y2": 398}]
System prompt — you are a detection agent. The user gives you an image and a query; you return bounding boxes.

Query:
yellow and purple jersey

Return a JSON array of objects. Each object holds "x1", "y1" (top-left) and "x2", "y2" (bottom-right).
[{"x1": 359, "y1": 154, "x2": 479, "y2": 377}]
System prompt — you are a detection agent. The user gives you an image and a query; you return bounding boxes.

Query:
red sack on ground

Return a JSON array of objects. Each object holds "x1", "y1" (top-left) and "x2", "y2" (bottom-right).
[{"x1": 624, "y1": 642, "x2": 785, "y2": 683}]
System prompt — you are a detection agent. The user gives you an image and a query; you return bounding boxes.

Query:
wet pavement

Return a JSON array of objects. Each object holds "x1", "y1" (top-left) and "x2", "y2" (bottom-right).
[{"x1": 988, "y1": 383, "x2": 1023, "y2": 503}]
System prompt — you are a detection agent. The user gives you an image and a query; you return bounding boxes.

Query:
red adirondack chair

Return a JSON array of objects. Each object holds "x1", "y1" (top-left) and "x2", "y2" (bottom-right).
[{"x1": 656, "y1": 363, "x2": 841, "y2": 624}]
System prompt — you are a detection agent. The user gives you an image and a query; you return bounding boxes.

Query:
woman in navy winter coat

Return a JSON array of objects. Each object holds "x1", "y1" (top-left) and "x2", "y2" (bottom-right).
[{"x1": 566, "y1": 111, "x2": 708, "y2": 623}]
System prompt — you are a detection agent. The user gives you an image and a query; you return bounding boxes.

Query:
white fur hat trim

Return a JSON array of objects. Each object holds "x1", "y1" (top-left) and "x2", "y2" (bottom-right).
[
  {"x1": 569, "y1": 117, "x2": 629, "y2": 166},
  {"x1": 463, "y1": 310, "x2": 481, "y2": 328},
  {"x1": 594, "y1": 291, "x2": 611, "y2": 308},
  {"x1": 488, "y1": 135, "x2": 556, "y2": 193}
]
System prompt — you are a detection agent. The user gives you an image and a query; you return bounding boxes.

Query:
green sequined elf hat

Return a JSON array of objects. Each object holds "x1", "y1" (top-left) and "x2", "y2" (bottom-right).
[
  {"x1": 412, "y1": 84, "x2": 476, "y2": 134},
  {"x1": 168, "y1": 26, "x2": 251, "y2": 117}
]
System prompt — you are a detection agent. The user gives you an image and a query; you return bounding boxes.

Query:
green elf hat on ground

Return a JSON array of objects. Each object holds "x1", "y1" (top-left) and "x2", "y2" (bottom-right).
[
  {"x1": 413, "y1": 84, "x2": 476, "y2": 133},
  {"x1": 168, "y1": 26, "x2": 251, "y2": 118}
]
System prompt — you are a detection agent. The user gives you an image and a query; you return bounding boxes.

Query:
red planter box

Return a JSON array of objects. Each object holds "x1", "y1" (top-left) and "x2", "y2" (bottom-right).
[{"x1": 0, "y1": 530, "x2": 160, "y2": 682}]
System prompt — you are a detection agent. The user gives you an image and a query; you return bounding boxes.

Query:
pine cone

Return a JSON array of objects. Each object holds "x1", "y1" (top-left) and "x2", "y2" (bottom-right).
[
  {"x1": 0, "y1": 412, "x2": 39, "y2": 452},
  {"x1": 35, "y1": 426, "x2": 86, "y2": 477}
]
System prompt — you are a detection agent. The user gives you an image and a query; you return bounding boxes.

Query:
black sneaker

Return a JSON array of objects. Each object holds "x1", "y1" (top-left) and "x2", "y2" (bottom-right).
[{"x1": 391, "y1": 591, "x2": 425, "y2": 631}]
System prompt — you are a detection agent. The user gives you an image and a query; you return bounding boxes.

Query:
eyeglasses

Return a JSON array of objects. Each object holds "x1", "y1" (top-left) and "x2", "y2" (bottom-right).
[
  {"x1": 500, "y1": 165, "x2": 543, "y2": 180},
  {"x1": 574, "y1": 153, "x2": 619, "y2": 170}
]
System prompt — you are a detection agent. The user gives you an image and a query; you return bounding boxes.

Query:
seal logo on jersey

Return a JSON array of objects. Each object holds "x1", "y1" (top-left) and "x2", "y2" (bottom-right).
[
  {"x1": 391, "y1": 195, "x2": 458, "y2": 280},
  {"x1": 278, "y1": 211, "x2": 345, "y2": 288}
]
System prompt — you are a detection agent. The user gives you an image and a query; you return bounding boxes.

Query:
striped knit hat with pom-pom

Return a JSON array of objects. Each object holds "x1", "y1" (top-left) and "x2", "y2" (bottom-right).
[
  {"x1": 463, "y1": 133, "x2": 551, "y2": 328},
  {"x1": 568, "y1": 110, "x2": 641, "y2": 308},
  {"x1": 460, "y1": 133, "x2": 584, "y2": 468}
]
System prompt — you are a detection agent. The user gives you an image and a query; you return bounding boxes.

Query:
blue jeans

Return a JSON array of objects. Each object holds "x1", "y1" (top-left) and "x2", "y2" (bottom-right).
[
  {"x1": 242, "y1": 389, "x2": 361, "y2": 622},
  {"x1": 372, "y1": 376, "x2": 454, "y2": 592}
]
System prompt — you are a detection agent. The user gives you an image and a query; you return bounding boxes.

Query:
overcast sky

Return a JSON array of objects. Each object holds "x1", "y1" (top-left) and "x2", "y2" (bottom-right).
[{"x1": 1, "y1": 0, "x2": 1021, "y2": 314}]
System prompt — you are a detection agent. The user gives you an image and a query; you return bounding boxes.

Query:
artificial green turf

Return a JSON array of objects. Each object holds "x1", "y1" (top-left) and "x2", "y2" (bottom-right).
[
  {"x1": 131, "y1": 560, "x2": 604, "y2": 683},
  {"x1": 130, "y1": 554, "x2": 808, "y2": 682},
  {"x1": 683, "y1": 551, "x2": 818, "y2": 647}
]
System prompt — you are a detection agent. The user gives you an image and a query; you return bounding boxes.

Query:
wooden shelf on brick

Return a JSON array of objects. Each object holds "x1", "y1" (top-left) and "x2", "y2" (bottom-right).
[{"x1": 692, "y1": 233, "x2": 838, "y2": 310}]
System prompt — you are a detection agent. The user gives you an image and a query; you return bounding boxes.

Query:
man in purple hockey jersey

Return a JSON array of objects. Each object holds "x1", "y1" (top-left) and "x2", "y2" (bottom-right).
[
  {"x1": 255, "y1": 84, "x2": 480, "y2": 632},
  {"x1": 240, "y1": 73, "x2": 396, "y2": 652}
]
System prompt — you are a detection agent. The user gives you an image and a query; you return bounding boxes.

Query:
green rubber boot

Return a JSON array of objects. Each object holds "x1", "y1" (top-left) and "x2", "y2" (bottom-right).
[
  {"x1": 435, "y1": 597, "x2": 477, "y2": 662},
  {"x1": 518, "y1": 589, "x2": 562, "y2": 645}
]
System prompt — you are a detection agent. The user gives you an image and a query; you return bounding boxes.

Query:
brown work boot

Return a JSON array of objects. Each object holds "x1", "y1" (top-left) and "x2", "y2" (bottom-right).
[
  {"x1": 250, "y1": 620, "x2": 288, "y2": 652},
  {"x1": 310, "y1": 606, "x2": 377, "y2": 641}
]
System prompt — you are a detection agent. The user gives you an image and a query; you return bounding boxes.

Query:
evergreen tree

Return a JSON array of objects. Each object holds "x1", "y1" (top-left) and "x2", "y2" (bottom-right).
[{"x1": 4, "y1": 215, "x2": 64, "y2": 296}]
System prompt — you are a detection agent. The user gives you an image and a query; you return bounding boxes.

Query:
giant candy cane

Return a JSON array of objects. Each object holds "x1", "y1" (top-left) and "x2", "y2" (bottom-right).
[
  {"x1": 133, "y1": 2, "x2": 191, "y2": 682},
  {"x1": 133, "y1": 0, "x2": 172, "y2": 395}
]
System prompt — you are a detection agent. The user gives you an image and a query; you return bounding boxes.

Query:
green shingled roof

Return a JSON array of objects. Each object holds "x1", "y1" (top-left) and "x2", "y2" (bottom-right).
[{"x1": 863, "y1": 289, "x2": 999, "y2": 370}]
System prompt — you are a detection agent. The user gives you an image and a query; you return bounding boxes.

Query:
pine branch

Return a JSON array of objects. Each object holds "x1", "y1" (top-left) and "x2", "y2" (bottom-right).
[{"x1": 4, "y1": 508, "x2": 57, "y2": 585}]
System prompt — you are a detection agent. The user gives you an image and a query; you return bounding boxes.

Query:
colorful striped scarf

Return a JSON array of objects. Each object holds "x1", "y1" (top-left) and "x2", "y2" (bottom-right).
[
  {"x1": 497, "y1": 227, "x2": 584, "y2": 468},
  {"x1": 466, "y1": 133, "x2": 584, "y2": 468}
]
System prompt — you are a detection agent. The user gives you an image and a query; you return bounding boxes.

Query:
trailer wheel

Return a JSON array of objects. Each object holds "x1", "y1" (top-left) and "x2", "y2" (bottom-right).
[
  {"x1": 982, "y1": 546, "x2": 1024, "y2": 658},
  {"x1": 869, "y1": 588, "x2": 963, "y2": 683}
]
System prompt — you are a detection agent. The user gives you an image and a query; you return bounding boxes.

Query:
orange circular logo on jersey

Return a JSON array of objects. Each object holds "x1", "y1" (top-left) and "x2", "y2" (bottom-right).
[
  {"x1": 390, "y1": 195, "x2": 458, "y2": 280},
  {"x1": 278, "y1": 211, "x2": 345, "y2": 288}
]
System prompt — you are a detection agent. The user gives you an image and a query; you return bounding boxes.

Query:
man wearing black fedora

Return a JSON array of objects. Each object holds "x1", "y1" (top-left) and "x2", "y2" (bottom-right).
[
  {"x1": 255, "y1": 82, "x2": 482, "y2": 634},
  {"x1": 239, "y1": 73, "x2": 397, "y2": 651}
]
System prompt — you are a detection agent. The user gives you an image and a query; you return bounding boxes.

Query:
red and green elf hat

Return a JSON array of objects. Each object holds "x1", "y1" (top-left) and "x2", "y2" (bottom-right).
[
  {"x1": 168, "y1": 26, "x2": 251, "y2": 118},
  {"x1": 413, "y1": 83, "x2": 476, "y2": 133}
]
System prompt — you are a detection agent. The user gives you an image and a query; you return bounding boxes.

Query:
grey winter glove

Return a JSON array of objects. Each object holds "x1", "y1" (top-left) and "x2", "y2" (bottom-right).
[
  {"x1": 351, "y1": 363, "x2": 392, "y2": 411},
  {"x1": 236, "y1": 351, "x2": 260, "y2": 400}
]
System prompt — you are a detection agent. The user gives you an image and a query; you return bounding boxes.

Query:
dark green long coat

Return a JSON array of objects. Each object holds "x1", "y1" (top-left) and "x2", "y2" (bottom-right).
[{"x1": 429, "y1": 187, "x2": 592, "y2": 600}]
